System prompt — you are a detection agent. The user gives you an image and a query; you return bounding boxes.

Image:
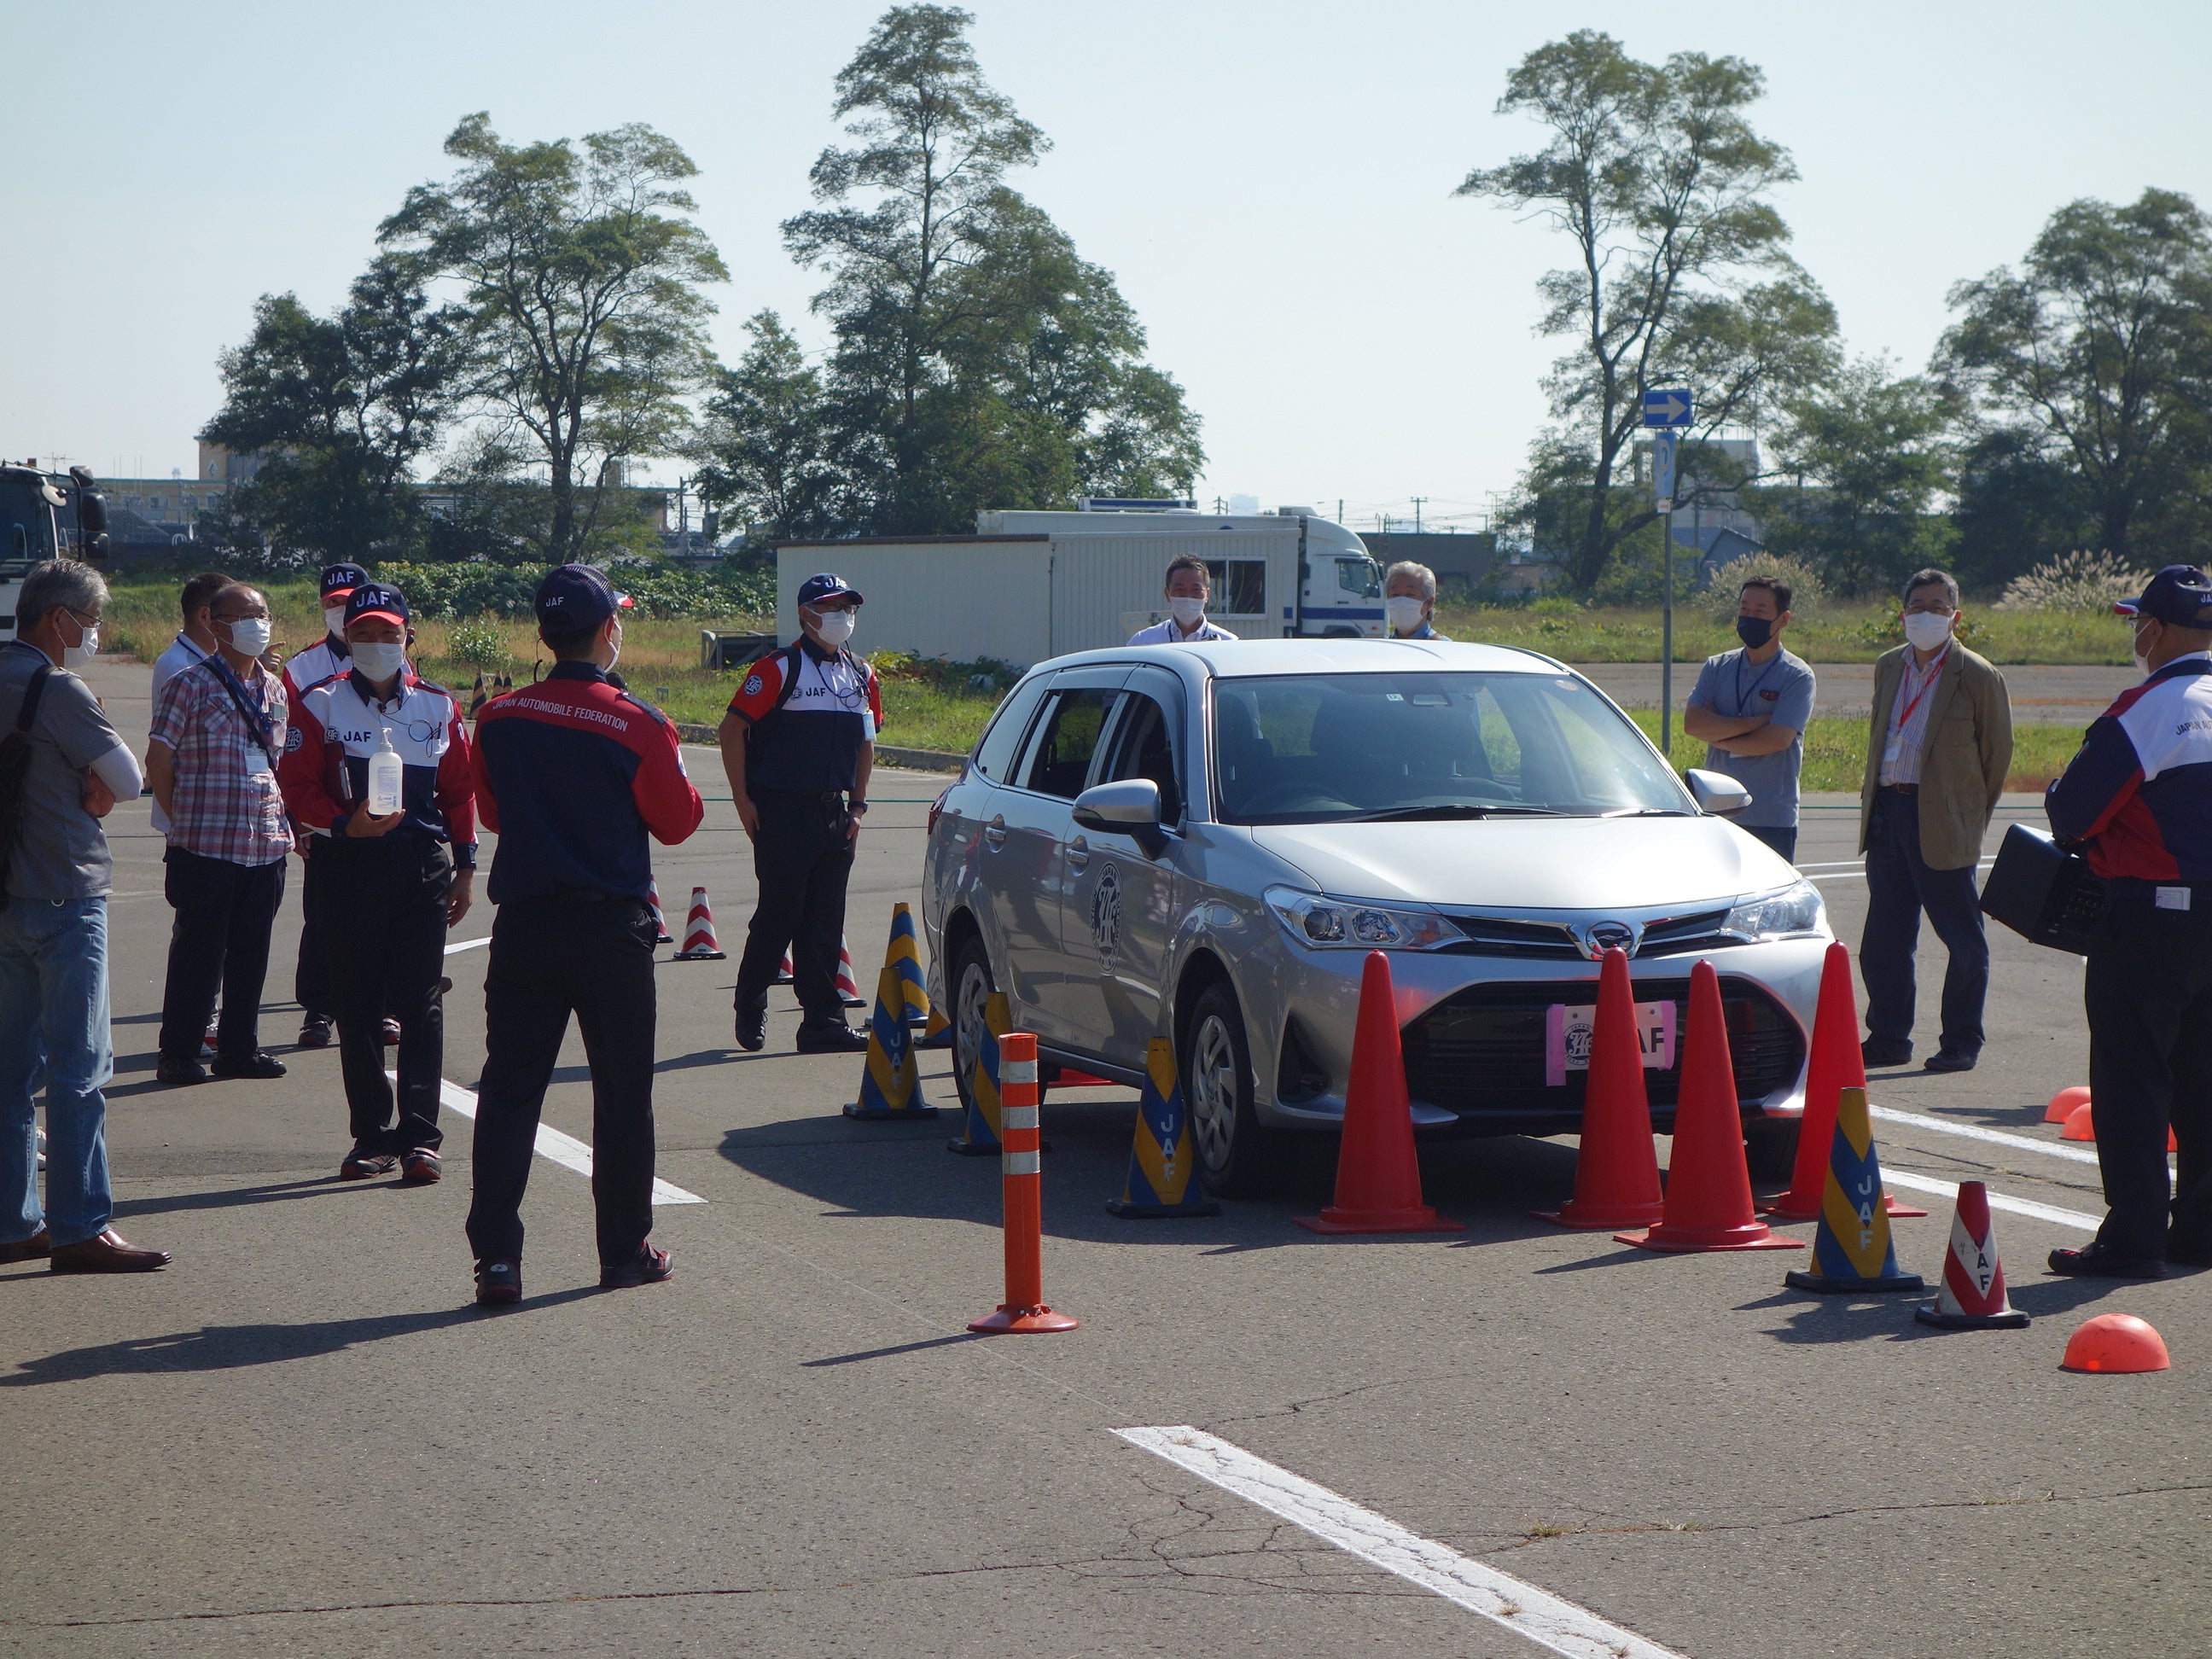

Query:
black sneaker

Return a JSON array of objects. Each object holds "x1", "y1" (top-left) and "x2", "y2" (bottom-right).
[
  {"x1": 1923, "y1": 1047, "x2": 1978, "y2": 1074},
  {"x1": 600, "y1": 1244, "x2": 673, "y2": 1289},
  {"x1": 2047, "y1": 1242, "x2": 2166, "y2": 1279},
  {"x1": 297, "y1": 1014, "x2": 334, "y2": 1049},
  {"x1": 398, "y1": 1147, "x2": 442, "y2": 1185},
  {"x1": 795, "y1": 1022, "x2": 870, "y2": 1055},
  {"x1": 212, "y1": 1051, "x2": 288, "y2": 1080},
  {"x1": 340, "y1": 1145, "x2": 399, "y2": 1180},
  {"x1": 735, "y1": 997, "x2": 768, "y2": 1052},
  {"x1": 1860, "y1": 1037, "x2": 1913, "y2": 1068},
  {"x1": 475, "y1": 1259, "x2": 522, "y2": 1306},
  {"x1": 155, "y1": 1057, "x2": 209, "y2": 1086}
]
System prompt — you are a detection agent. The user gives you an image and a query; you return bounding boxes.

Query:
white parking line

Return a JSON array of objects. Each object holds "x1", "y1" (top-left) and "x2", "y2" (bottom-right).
[
  {"x1": 1869, "y1": 1103, "x2": 2102, "y2": 1168},
  {"x1": 399, "y1": 1076, "x2": 707, "y2": 1205},
  {"x1": 1881, "y1": 1167, "x2": 2098, "y2": 1231},
  {"x1": 443, "y1": 935, "x2": 491, "y2": 956},
  {"x1": 1115, "y1": 1426, "x2": 1686, "y2": 1659},
  {"x1": 1804, "y1": 859, "x2": 1994, "y2": 886}
]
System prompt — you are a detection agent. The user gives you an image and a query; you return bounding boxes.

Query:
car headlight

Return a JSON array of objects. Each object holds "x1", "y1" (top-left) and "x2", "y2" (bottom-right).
[
  {"x1": 1720, "y1": 879, "x2": 1826, "y2": 942},
  {"x1": 1264, "y1": 886, "x2": 1456, "y2": 951}
]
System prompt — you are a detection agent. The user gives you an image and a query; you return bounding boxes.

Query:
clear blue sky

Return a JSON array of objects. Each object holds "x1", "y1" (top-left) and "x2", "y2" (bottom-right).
[{"x1": 3, "y1": 0, "x2": 2207, "y2": 532}]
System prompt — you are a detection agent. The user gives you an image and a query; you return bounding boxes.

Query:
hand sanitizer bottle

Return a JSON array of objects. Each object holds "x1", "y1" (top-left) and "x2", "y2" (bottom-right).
[{"x1": 367, "y1": 727, "x2": 403, "y2": 815}]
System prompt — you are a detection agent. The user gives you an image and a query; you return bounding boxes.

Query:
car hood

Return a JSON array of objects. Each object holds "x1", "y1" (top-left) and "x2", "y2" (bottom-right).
[{"x1": 1247, "y1": 816, "x2": 1797, "y2": 911}]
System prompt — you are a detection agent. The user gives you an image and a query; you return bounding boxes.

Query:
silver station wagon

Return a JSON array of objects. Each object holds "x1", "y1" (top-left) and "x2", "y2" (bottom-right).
[{"x1": 920, "y1": 638, "x2": 1832, "y2": 1196}]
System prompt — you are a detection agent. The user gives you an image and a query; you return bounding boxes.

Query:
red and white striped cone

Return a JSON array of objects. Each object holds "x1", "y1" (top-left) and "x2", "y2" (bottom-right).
[
  {"x1": 1915, "y1": 1180, "x2": 2029, "y2": 1330},
  {"x1": 773, "y1": 947, "x2": 794, "y2": 986},
  {"x1": 645, "y1": 877, "x2": 673, "y2": 945},
  {"x1": 836, "y1": 934, "x2": 864, "y2": 1006},
  {"x1": 673, "y1": 886, "x2": 726, "y2": 961}
]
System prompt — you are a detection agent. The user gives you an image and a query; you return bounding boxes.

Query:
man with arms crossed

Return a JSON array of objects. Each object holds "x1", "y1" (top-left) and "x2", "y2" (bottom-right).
[{"x1": 1685, "y1": 575, "x2": 1815, "y2": 863}]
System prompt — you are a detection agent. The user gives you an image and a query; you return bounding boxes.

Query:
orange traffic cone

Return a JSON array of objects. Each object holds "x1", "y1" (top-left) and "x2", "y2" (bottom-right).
[
  {"x1": 1618, "y1": 959, "x2": 1805, "y2": 1253},
  {"x1": 1914, "y1": 1180, "x2": 2029, "y2": 1329},
  {"x1": 1534, "y1": 947, "x2": 1663, "y2": 1229},
  {"x1": 1295, "y1": 952, "x2": 1463, "y2": 1234},
  {"x1": 2061, "y1": 1313, "x2": 2170, "y2": 1373},
  {"x1": 2046, "y1": 1085, "x2": 2091, "y2": 1124},
  {"x1": 673, "y1": 886, "x2": 726, "y2": 961},
  {"x1": 1767, "y1": 941, "x2": 1924, "y2": 1218},
  {"x1": 645, "y1": 877, "x2": 674, "y2": 945}
]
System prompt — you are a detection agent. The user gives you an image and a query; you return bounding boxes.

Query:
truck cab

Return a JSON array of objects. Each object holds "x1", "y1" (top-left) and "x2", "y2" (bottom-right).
[{"x1": 0, "y1": 462, "x2": 108, "y2": 642}]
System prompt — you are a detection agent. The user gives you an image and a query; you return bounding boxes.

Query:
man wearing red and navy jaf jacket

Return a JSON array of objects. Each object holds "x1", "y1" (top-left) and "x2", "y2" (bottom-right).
[
  {"x1": 464, "y1": 565, "x2": 704, "y2": 1301},
  {"x1": 280, "y1": 582, "x2": 477, "y2": 1173},
  {"x1": 2045, "y1": 565, "x2": 2212, "y2": 1277}
]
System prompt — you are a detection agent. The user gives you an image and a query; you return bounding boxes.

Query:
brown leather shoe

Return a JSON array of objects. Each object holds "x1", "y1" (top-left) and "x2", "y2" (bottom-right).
[
  {"x1": 0, "y1": 1229, "x2": 51, "y2": 1264},
  {"x1": 49, "y1": 1228, "x2": 171, "y2": 1273}
]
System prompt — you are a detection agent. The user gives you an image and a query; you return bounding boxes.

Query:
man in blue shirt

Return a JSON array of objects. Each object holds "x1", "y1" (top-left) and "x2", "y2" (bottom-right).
[{"x1": 1684, "y1": 575, "x2": 1816, "y2": 863}]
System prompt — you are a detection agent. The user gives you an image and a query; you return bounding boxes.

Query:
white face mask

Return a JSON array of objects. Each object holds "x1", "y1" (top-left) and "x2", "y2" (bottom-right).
[
  {"x1": 323, "y1": 604, "x2": 349, "y2": 637},
  {"x1": 223, "y1": 616, "x2": 272, "y2": 658},
  {"x1": 603, "y1": 623, "x2": 623, "y2": 671},
  {"x1": 812, "y1": 608, "x2": 856, "y2": 648},
  {"x1": 2134, "y1": 622, "x2": 2156, "y2": 677},
  {"x1": 1168, "y1": 595, "x2": 1207, "y2": 628},
  {"x1": 1901, "y1": 611, "x2": 1953, "y2": 653},
  {"x1": 61, "y1": 614, "x2": 98, "y2": 668},
  {"x1": 351, "y1": 641, "x2": 407, "y2": 681},
  {"x1": 1385, "y1": 596, "x2": 1427, "y2": 636}
]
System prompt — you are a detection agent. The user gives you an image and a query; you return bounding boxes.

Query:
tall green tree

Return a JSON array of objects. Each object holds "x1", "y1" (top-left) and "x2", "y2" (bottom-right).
[
  {"x1": 779, "y1": 4, "x2": 1201, "y2": 533},
  {"x1": 1458, "y1": 32, "x2": 1836, "y2": 590},
  {"x1": 200, "y1": 253, "x2": 466, "y2": 563},
  {"x1": 1937, "y1": 188, "x2": 2212, "y2": 565},
  {"x1": 693, "y1": 311, "x2": 845, "y2": 542},
  {"x1": 380, "y1": 113, "x2": 727, "y2": 563}
]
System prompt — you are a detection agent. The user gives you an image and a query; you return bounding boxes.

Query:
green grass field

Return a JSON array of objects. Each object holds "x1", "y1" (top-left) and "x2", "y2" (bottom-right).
[{"x1": 99, "y1": 573, "x2": 2093, "y2": 782}]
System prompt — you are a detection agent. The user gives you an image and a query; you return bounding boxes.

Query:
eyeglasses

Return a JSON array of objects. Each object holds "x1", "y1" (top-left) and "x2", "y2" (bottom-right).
[{"x1": 1901, "y1": 601, "x2": 1956, "y2": 616}]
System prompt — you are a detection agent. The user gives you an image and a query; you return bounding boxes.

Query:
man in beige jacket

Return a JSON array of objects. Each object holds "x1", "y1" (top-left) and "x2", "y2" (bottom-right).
[{"x1": 1858, "y1": 568, "x2": 2013, "y2": 1073}]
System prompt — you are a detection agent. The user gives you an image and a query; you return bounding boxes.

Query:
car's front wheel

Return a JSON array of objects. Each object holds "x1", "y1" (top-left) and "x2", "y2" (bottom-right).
[
  {"x1": 1184, "y1": 981, "x2": 1284, "y2": 1198},
  {"x1": 949, "y1": 931, "x2": 998, "y2": 1120}
]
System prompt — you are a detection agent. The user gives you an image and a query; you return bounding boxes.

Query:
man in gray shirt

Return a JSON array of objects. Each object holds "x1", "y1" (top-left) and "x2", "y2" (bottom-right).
[
  {"x1": 1684, "y1": 574, "x2": 1817, "y2": 864},
  {"x1": 0, "y1": 561, "x2": 171, "y2": 1272}
]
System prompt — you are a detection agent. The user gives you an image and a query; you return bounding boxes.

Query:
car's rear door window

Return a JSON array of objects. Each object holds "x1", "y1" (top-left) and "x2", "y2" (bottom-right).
[{"x1": 1022, "y1": 687, "x2": 1120, "y2": 799}]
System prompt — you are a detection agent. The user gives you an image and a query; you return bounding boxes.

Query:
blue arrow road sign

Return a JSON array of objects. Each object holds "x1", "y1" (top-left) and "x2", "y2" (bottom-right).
[
  {"x1": 1642, "y1": 387, "x2": 1693, "y2": 428},
  {"x1": 1650, "y1": 433, "x2": 1676, "y2": 508}
]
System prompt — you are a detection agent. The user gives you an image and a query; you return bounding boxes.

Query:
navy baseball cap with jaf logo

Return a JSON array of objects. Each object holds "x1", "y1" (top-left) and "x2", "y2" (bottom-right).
[
  {"x1": 2115, "y1": 566, "x2": 2212, "y2": 627},
  {"x1": 343, "y1": 583, "x2": 409, "y2": 628},
  {"x1": 796, "y1": 572, "x2": 864, "y2": 607},
  {"x1": 319, "y1": 563, "x2": 370, "y2": 602},
  {"x1": 535, "y1": 563, "x2": 633, "y2": 639}
]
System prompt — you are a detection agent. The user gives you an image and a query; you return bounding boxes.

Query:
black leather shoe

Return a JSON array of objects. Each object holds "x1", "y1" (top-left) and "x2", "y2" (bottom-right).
[
  {"x1": 296, "y1": 1014, "x2": 334, "y2": 1049},
  {"x1": 1923, "y1": 1048, "x2": 1978, "y2": 1074},
  {"x1": 341, "y1": 1144, "x2": 399, "y2": 1180},
  {"x1": 212, "y1": 1051, "x2": 288, "y2": 1080},
  {"x1": 2048, "y1": 1242, "x2": 2166, "y2": 1279},
  {"x1": 1860, "y1": 1037, "x2": 1912, "y2": 1068},
  {"x1": 795, "y1": 1022, "x2": 870, "y2": 1055},
  {"x1": 600, "y1": 1244, "x2": 673, "y2": 1289},
  {"x1": 735, "y1": 998, "x2": 768, "y2": 1052},
  {"x1": 475, "y1": 1259, "x2": 522, "y2": 1306},
  {"x1": 156, "y1": 1058, "x2": 208, "y2": 1086}
]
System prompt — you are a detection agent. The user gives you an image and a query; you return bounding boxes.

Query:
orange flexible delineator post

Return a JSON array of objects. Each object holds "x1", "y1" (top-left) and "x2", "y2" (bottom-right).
[{"x1": 968, "y1": 1033, "x2": 1078, "y2": 1335}]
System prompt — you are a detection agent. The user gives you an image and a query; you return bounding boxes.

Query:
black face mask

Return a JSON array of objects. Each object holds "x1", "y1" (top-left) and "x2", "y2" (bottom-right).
[{"x1": 1736, "y1": 615, "x2": 1774, "y2": 649}]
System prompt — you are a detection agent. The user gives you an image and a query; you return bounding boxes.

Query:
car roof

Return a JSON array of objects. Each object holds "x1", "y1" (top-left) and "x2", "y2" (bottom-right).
[{"x1": 1032, "y1": 638, "x2": 1570, "y2": 681}]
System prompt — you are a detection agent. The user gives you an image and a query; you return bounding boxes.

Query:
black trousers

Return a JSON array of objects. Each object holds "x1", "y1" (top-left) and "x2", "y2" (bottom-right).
[
  {"x1": 294, "y1": 837, "x2": 332, "y2": 1021},
  {"x1": 1860, "y1": 787, "x2": 1989, "y2": 1055},
  {"x1": 734, "y1": 789, "x2": 855, "y2": 1025},
  {"x1": 465, "y1": 898, "x2": 660, "y2": 1266},
  {"x1": 158, "y1": 847, "x2": 286, "y2": 1064},
  {"x1": 2085, "y1": 896, "x2": 2212, "y2": 1260},
  {"x1": 319, "y1": 839, "x2": 451, "y2": 1154}
]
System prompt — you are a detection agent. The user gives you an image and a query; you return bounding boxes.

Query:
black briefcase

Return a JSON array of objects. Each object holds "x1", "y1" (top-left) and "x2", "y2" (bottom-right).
[{"x1": 1979, "y1": 823, "x2": 2106, "y2": 954}]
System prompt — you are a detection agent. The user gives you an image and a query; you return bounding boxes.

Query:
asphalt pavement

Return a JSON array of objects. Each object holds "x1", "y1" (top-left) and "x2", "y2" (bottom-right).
[{"x1": 3, "y1": 658, "x2": 2204, "y2": 1659}]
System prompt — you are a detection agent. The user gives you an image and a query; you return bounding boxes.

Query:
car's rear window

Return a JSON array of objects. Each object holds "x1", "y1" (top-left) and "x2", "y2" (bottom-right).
[{"x1": 1211, "y1": 671, "x2": 1688, "y2": 824}]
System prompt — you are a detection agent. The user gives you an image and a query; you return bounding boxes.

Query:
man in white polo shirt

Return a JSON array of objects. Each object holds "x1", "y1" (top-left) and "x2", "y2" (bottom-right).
[{"x1": 1129, "y1": 555, "x2": 1238, "y2": 645}]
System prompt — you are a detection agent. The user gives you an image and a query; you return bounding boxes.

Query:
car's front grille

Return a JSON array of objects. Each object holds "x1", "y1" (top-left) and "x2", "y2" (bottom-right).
[
  {"x1": 1400, "y1": 974, "x2": 1802, "y2": 1123},
  {"x1": 1442, "y1": 915, "x2": 1583, "y2": 958},
  {"x1": 1634, "y1": 908, "x2": 1737, "y2": 958}
]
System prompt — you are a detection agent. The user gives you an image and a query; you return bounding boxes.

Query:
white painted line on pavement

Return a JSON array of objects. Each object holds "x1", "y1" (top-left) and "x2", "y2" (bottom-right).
[
  {"x1": 443, "y1": 935, "x2": 491, "y2": 955},
  {"x1": 1115, "y1": 1426, "x2": 1686, "y2": 1659},
  {"x1": 1869, "y1": 1103, "x2": 2103, "y2": 1168},
  {"x1": 405, "y1": 1076, "x2": 707, "y2": 1205},
  {"x1": 1805, "y1": 858, "x2": 1994, "y2": 885},
  {"x1": 1882, "y1": 1167, "x2": 2098, "y2": 1231}
]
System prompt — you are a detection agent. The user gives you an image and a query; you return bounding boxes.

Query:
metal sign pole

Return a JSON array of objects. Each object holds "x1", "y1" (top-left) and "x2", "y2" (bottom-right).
[{"x1": 1661, "y1": 507, "x2": 1674, "y2": 759}]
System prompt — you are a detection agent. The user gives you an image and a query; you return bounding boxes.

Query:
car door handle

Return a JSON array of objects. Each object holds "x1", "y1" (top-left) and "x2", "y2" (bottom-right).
[
  {"x1": 1065, "y1": 835, "x2": 1089, "y2": 871},
  {"x1": 982, "y1": 816, "x2": 1007, "y2": 850}
]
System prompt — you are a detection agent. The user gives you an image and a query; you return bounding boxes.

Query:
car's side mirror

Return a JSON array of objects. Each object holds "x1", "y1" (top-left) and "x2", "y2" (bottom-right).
[
  {"x1": 1685, "y1": 767, "x2": 1753, "y2": 816},
  {"x1": 1073, "y1": 777, "x2": 1168, "y2": 858}
]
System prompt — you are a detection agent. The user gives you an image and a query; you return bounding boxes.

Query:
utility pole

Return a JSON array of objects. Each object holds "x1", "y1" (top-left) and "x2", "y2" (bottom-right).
[{"x1": 1412, "y1": 496, "x2": 1425, "y2": 534}]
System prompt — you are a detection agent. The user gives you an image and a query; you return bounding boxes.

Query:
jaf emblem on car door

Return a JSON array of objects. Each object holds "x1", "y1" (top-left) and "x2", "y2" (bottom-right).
[{"x1": 1091, "y1": 863, "x2": 1123, "y2": 965}]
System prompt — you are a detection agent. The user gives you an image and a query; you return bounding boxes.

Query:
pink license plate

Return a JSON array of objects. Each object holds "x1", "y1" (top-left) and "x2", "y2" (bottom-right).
[{"x1": 1544, "y1": 999, "x2": 1676, "y2": 1087}]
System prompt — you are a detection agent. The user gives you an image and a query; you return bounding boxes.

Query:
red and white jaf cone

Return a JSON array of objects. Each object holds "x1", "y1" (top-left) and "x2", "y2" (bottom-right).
[
  {"x1": 673, "y1": 886, "x2": 726, "y2": 962},
  {"x1": 835, "y1": 934, "x2": 865, "y2": 1006},
  {"x1": 645, "y1": 877, "x2": 674, "y2": 945},
  {"x1": 1914, "y1": 1180, "x2": 2029, "y2": 1330},
  {"x1": 773, "y1": 947, "x2": 794, "y2": 986}
]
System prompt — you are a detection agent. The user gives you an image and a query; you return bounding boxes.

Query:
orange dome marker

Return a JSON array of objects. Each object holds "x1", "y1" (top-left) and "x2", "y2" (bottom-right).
[
  {"x1": 2045, "y1": 1085, "x2": 2091, "y2": 1125},
  {"x1": 2060, "y1": 1313, "x2": 2170, "y2": 1374},
  {"x1": 2061, "y1": 1102, "x2": 2096, "y2": 1142}
]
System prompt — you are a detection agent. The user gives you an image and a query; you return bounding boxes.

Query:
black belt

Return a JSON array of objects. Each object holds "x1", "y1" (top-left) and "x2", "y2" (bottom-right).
[
  {"x1": 755, "y1": 787, "x2": 850, "y2": 803},
  {"x1": 1882, "y1": 783, "x2": 1918, "y2": 796}
]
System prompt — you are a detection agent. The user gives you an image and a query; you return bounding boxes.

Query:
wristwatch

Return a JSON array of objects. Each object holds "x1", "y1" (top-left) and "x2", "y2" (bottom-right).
[{"x1": 848, "y1": 800, "x2": 870, "y2": 813}]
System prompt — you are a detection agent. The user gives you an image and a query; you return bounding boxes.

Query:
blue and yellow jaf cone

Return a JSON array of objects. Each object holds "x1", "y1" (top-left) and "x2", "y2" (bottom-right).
[
  {"x1": 885, "y1": 902, "x2": 932, "y2": 1028},
  {"x1": 1784, "y1": 1086, "x2": 1925, "y2": 1294},
  {"x1": 917, "y1": 1003, "x2": 954, "y2": 1051},
  {"x1": 1106, "y1": 1038, "x2": 1221, "y2": 1219},
  {"x1": 948, "y1": 992, "x2": 1012, "y2": 1155},
  {"x1": 843, "y1": 961, "x2": 937, "y2": 1120}
]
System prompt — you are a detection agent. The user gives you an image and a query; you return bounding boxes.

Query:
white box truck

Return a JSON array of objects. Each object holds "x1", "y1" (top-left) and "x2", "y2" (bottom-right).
[{"x1": 772, "y1": 506, "x2": 1383, "y2": 667}]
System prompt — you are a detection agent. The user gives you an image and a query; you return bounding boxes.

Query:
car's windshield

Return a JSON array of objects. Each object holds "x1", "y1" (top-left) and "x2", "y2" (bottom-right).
[{"x1": 1211, "y1": 671, "x2": 1691, "y2": 824}]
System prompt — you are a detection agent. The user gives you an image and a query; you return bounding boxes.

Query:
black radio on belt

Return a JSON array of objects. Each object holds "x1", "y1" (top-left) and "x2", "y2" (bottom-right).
[{"x1": 1979, "y1": 823, "x2": 2107, "y2": 954}]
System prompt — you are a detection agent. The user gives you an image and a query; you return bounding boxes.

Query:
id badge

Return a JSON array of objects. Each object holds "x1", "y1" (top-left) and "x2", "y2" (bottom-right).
[{"x1": 244, "y1": 748, "x2": 272, "y2": 776}]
